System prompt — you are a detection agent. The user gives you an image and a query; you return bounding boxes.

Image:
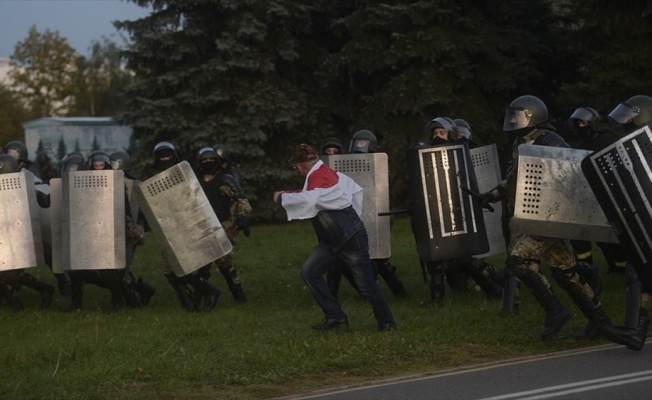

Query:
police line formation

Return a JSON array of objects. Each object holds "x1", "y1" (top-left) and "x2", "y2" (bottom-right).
[{"x1": 2, "y1": 94, "x2": 652, "y2": 351}]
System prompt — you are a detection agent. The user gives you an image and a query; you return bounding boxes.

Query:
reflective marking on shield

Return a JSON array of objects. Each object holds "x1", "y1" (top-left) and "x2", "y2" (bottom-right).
[
  {"x1": 511, "y1": 144, "x2": 617, "y2": 243},
  {"x1": 323, "y1": 153, "x2": 390, "y2": 259},
  {"x1": 134, "y1": 161, "x2": 233, "y2": 277},
  {"x1": 407, "y1": 143, "x2": 489, "y2": 262},
  {"x1": 0, "y1": 171, "x2": 45, "y2": 270},
  {"x1": 582, "y1": 126, "x2": 652, "y2": 265}
]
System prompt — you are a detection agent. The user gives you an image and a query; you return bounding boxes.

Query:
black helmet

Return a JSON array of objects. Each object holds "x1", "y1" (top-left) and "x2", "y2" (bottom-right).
[
  {"x1": 568, "y1": 107, "x2": 601, "y2": 136},
  {"x1": 60, "y1": 152, "x2": 85, "y2": 173},
  {"x1": 87, "y1": 150, "x2": 112, "y2": 170},
  {"x1": 320, "y1": 137, "x2": 343, "y2": 155},
  {"x1": 109, "y1": 150, "x2": 131, "y2": 171},
  {"x1": 608, "y1": 95, "x2": 652, "y2": 129},
  {"x1": 453, "y1": 118, "x2": 472, "y2": 140},
  {"x1": 154, "y1": 141, "x2": 179, "y2": 170},
  {"x1": 503, "y1": 95, "x2": 548, "y2": 133},
  {"x1": 427, "y1": 117, "x2": 459, "y2": 142},
  {"x1": 213, "y1": 144, "x2": 228, "y2": 162},
  {"x1": 349, "y1": 130, "x2": 378, "y2": 153},
  {"x1": 3, "y1": 140, "x2": 28, "y2": 162},
  {"x1": 0, "y1": 154, "x2": 19, "y2": 174},
  {"x1": 197, "y1": 146, "x2": 220, "y2": 175}
]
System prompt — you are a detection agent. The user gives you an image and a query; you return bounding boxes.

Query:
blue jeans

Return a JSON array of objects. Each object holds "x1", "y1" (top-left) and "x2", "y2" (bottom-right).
[{"x1": 300, "y1": 229, "x2": 396, "y2": 327}]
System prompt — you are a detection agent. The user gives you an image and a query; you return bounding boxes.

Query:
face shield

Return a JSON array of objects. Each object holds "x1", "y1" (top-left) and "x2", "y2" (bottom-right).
[
  {"x1": 4, "y1": 148, "x2": 20, "y2": 160},
  {"x1": 110, "y1": 160, "x2": 122, "y2": 170},
  {"x1": 608, "y1": 102, "x2": 640, "y2": 125},
  {"x1": 350, "y1": 139, "x2": 371, "y2": 153},
  {"x1": 503, "y1": 107, "x2": 533, "y2": 132}
]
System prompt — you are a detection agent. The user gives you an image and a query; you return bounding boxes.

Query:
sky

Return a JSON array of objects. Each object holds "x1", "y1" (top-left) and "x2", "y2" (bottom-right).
[{"x1": 0, "y1": 0, "x2": 152, "y2": 58}]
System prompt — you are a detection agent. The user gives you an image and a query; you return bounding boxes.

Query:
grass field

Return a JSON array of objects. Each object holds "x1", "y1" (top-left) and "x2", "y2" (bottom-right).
[{"x1": 0, "y1": 217, "x2": 633, "y2": 399}]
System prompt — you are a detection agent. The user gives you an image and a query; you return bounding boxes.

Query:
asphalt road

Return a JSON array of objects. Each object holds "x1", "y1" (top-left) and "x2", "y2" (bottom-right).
[{"x1": 277, "y1": 341, "x2": 652, "y2": 400}]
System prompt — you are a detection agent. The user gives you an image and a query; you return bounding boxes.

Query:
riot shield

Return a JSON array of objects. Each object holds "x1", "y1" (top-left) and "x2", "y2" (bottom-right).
[
  {"x1": 0, "y1": 171, "x2": 45, "y2": 270},
  {"x1": 49, "y1": 178, "x2": 64, "y2": 274},
  {"x1": 407, "y1": 143, "x2": 489, "y2": 262},
  {"x1": 470, "y1": 144, "x2": 507, "y2": 257},
  {"x1": 582, "y1": 126, "x2": 652, "y2": 266},
  {"x1": 323, "y1": 153, "x2": 390, "y2": 259},
  {"x1": 134, "y1": 161, "x2": 232, "y2": 277},
  {"x1": 124, "y1": 178, "x2": 141, "y2": 220},
  {"x1": 62, "y1": 170, "x2": 126, "y2": 270},
  {"x1": 510, "y1": 144, "x2": 618, "y2": 243}
]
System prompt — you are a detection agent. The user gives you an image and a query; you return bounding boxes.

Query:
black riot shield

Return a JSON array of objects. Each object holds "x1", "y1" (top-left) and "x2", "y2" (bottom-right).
[
  {"x1": 407, "y1": 143, "x2": 489, "y2": 262},
  {"x1": 582, "y1": 125, "x2": 652, "y2": 268}
]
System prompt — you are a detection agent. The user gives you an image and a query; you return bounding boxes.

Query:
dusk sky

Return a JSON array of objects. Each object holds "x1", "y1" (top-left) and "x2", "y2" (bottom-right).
[{"x1": 0, "y1": 0, "x2": 152, "y2": 58}]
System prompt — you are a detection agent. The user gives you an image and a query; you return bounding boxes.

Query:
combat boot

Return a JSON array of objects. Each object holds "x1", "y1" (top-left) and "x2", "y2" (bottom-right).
[
  {"x1": 15, "y1": 272, "x2": 54, "y2": 309},
  {"x1": 164, "y1": 273, "x2": 196, "y2": 312},
  {"x1": 375, "y1": 259, "x2": 408, "y2": 299},
  {"x1": 601, "y1": 309, "x2": 650, "y2": 351},
  {"x1": 135, "y1": 278, "x2": 156, "y2": 306},
  {"x1": 218, "y1": 263, "x2": 248, "y2": 303},
  {"x1": 577, "y1": 305, "x2": 612, "y2": 340},
  {"x1": 55, "y1": 272, "x2": 71, "y2": 297}
]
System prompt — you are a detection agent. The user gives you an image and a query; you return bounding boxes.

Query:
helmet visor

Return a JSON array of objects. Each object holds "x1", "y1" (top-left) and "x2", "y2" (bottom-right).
[
  {"x1": 4, "y1": 148, "x2": 20, "y2": 160},
  {"x1": 568, "y1": 108, "x2": 594, "y2": 124},
  {"x1": 503, "y1": 108, "x2": 533, "y2": 131},
  {"x1": 350, "y1": 139, "x2": 371, "y2": 153},
  {"x1": 608, "y1": 102, "x2": 640, "y2": 125}
]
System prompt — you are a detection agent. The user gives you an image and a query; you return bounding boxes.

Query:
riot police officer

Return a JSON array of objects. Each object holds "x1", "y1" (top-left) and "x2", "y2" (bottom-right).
[
  {"x1": 195, "y1": 146, "x2": 251, "y2": 303},
  {"x1": 480, "y1": 95, "x2": 615, "y2": 341},
  {"x1": 151, "y1": 141, "x2": 221, "y2": 311},
  {"x1": 0, "y1": 153, "x2": 55, "y2": 311},
  {"x1": 597, "y1": 95, "x2": 652, "y2": 350}
]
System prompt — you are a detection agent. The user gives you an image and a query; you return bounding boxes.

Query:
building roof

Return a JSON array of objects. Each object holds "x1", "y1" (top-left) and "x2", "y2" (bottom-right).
[{"x1": 22, "y1": 117, "x2": 125, "y2": 128}]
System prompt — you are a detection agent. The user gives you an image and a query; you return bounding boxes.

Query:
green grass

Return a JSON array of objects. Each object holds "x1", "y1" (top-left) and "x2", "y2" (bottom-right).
[{"x1": 0, "y1": 217, "x2": 632, "y2": 399}]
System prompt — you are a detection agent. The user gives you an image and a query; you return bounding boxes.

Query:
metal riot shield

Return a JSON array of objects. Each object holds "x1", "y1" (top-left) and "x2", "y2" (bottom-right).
[
  {"x1": 510, "y1": 144, "x2": 618, "y2": 243},
  {"x1": 133, "y1": 161, "x2": 232, "y2": 277},
  {"x1": 407, "y1": 143, "x2": 489, "y2": 262},
  {"x1": 470, "y1": 144, "x2": 507, "y2": 257},
  {"x1": 62, "y1": 170, "x2": 126, "y2": 270},
  {"x1": 582, "y1": 126, "x2": 652, "y2": 266},
  {"x1": 124, "y1": 178, "x2": 141, "y2": 220},
  {"x1": 323, "y1": 153, "x2": 390, "y2": 259},
  {"x1": 0, "y1": 171, "x2": 45, "y2": 270},
  {"x1": 49, "y1": 178, "x2": 64, "y2": 274}
]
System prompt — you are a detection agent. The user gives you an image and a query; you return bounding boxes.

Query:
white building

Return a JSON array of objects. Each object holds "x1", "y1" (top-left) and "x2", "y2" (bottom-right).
[
  {"x1": 0, "y1": 57, "x2": 12, "y2": 85},
  {"x1": 23, "y1": 117, "x2": 135, "y2": 162}
]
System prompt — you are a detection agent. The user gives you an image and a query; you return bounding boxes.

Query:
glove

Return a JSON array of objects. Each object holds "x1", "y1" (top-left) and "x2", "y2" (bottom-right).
[
  {"x1": 236, "y1": 216, "x2": 251, "y2": 237},
  {"x1": 479, "y1": 192, "x2": 496, "y2": 212},
  {"x1": 127, "y1": 224, "x2": 146, "y2": 245}
]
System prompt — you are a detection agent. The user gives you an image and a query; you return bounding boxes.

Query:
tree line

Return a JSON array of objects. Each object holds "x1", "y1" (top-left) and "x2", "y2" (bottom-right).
[{"x1": 2, "y1": 1, "x2": 651, "y2": 220}]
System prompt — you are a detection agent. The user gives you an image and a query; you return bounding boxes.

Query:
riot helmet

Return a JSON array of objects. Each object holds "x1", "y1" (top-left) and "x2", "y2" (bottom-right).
[
  {"x1": 503, "y1": 95, "x2": 548, "y2": 135},
  {"x1": 0, "y1": 154, "x2": 19, "y2": 174},
  {"x1": 109, "y1": 150, "x2": 131, "y2": 171},
  {"x1": 213, "y1": 144, "x2": 228, "y2": 164},
  {"x1": 60, "y1": 152, "x2": 85, "y2": 173},
  {"x1": 3, "y1": 140, "x2": 28, "y2": 162},
  {"x1": 608, "y1": 95, "x2": 652, "y2": 132},
  {"x1": 87, "y1": 150, "x2": 112, "y2": 170},
  {"x1": 320, "y1": 137, "x2": 343, "y2": 155},
  {"x1": 427, "y1": 117, "x2": 459, "y2": 143},
  {"x1": 349, "y1": 130, "x2": 378, "y2": 153},
  {"x1": 153, "y1": 141, "x2": 179, "y2": 170},
  {"x1": 453, "y1": 118, "x2": 472, "y2": 140},
  {"x1": 197, "y1": 146, "x2": 221, "y2": 175},
  {"x1": 568, "y1": 107, "x2": 600, "y2": 137}
]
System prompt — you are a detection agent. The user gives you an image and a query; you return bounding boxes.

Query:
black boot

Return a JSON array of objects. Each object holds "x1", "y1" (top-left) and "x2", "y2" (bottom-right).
[
  {"x1": 422, "y1": 262, "x2": 445, "y2": 307},
  {"x1": 601, "y1": 309, "x2": 650, "y2": 351},
  {"x1": 0, "y1": 281, "x2": 24, "y2": 312},
  {"x1": 218, "y1": 263, "x2": 247, "y2": 303},
  {"x1": 624, "y1": 265, "x2": 642, "y2": 329},
  {"x1": 468, "y1": 259, "x2": 503, "y2": 299},
  {"x1": 15, "y1": 272, "x2": 54, "y2": 309},
  {"x1": 135, "y1": 277, "x2": 156, "y2": 306},
  {"x1": 550, "y1": 268, "x2": 611, "y2": 340},
  {"x1": 165, "y1": 273, "x2": 196, "y2": 312},
  {"x1": 512, "y1": 265, "x2": 569, "y2": 340},
  {"x1": 65, "y1": 271, "x2": 84, "y2": 312},
  {"x1": 375, "y1": 259, "x2": 409, "y2": 299}
]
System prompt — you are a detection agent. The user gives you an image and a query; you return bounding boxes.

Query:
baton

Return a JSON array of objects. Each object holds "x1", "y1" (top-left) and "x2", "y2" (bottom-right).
[
  {"x1": 378, "y1": 209, "x2": 409, "y2": 216},
  {"x1": 460, "y1": 185, "x2": 494, "y2": 212}
]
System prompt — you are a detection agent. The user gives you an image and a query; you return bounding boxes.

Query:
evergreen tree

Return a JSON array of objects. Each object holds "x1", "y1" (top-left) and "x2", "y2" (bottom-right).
[{"x1": 57, "y1": 135, "x2": 67, "y2": 161}]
